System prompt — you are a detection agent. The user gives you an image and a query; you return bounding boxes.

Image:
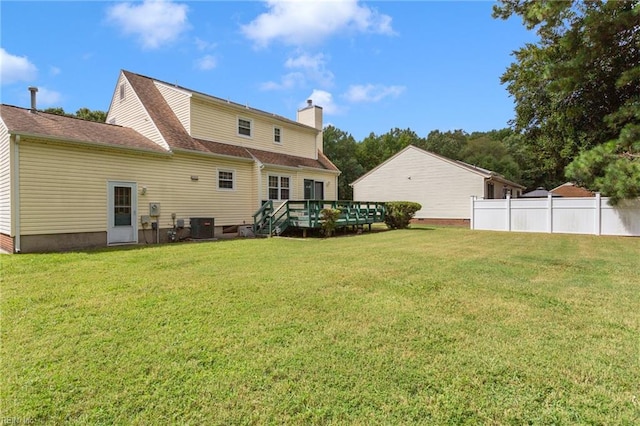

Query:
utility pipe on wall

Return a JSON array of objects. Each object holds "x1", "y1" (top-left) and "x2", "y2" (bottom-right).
[{"x1": 13, "y1": 135, "x2": 21, "y2": 253}]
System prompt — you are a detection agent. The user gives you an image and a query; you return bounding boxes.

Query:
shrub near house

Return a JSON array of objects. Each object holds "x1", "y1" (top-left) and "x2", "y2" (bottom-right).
[{"x1": 384, "y1": 201, "x2": 422, "y2": 229}]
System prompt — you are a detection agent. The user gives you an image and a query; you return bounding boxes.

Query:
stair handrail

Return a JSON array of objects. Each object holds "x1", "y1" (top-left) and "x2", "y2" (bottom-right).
[
  {"x1": 268, "y1": 200, "x2": 290, "y2": 236},
  {"x1": 253, "y1": 200, "x2": 273, "y2": 233}
]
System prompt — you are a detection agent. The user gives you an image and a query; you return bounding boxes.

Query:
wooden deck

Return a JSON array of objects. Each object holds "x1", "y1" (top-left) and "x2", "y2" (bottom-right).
[{"x1": 253, "y1": 200, "x2": 386, "y2": 237}]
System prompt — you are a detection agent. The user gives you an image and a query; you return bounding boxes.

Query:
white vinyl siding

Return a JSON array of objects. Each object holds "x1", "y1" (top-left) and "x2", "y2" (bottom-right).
[
  {"x1": 155, "y1": 82, "x2": 191, "y2": 134},
  {"x1": 352, "y1": 146, "x2": 485, "y2": 219},
  {"x1": 190, "y1": 97, "x2": 317, "y2": 158},
  {"x1": 0, "y1": 124, "x2": 11, "y2": 234},
  {"x1": 106, "y1": 73, "x2": 169, "y2": 150},
  {"x1": 17, "y1": 138, "x2": 256, "y2": 234}
]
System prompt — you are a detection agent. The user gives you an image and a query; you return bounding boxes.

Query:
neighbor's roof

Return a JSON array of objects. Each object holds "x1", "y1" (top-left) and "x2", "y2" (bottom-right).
[
  {"x1": 550, "y1": 182, "x2": 595, "y2": 197},
  {"x1": 0, "y1": 104, "x2": 168, "y2": 153},
  {"x1": 351, "y1": 144, "x2": 525, "y2": 188},
  {"x1": 522, "y1": 187, "x2": 560, "y2": 198}
]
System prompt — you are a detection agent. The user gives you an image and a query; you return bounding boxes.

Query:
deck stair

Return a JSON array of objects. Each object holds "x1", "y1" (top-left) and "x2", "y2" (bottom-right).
[{"x1": 253, "y1": 200, "x2": 386, "y2": 237}]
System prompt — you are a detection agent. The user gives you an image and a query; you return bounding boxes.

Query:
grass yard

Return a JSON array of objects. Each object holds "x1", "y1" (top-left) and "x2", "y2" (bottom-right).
[{"x1": 2, "y1": 227, "x2": 639, "y2": 424}]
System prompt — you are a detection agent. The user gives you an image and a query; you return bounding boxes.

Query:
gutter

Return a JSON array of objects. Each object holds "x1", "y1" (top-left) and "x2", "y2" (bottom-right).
[
  {"x1": 13, "y1": 135, "x2": 20, "y2": 253},
  {"x1": 298, "y1": 165, "x2": 341, "y2": 175}
]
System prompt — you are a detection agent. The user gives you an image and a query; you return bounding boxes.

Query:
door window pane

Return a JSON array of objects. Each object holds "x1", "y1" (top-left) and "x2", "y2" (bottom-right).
[{"x1": 114, "y1": 186, "x2": 132, "y2": 226}]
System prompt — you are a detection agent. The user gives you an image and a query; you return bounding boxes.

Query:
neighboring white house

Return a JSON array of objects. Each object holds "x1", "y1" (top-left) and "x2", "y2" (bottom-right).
[{"x1": 351, "y1": 145, "x2": 525, "y2": 225}]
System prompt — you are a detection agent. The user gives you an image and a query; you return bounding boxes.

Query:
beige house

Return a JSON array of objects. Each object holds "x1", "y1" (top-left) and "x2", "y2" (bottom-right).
[
  {"x1": 351, "y1": 145, "x2": 524, "y2": 225},
  {"x1": 0, "y1": 70, "x2": 339, "y2": 253}
]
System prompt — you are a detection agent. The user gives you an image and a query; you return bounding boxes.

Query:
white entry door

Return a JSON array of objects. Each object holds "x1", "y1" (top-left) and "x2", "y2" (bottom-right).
[{"x1": 107, "y1": 181, "x2": 138, "y2": 245}]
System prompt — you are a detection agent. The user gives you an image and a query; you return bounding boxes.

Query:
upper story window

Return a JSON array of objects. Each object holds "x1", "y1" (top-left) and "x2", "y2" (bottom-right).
[
  {"x1": 238, "y1": 117, "x2": 252, "y2": 138},
  {"x1": 218, "y1": 169, "x2": 235, "y2": 190},
  {"x1": 273, "y1": 126, "x2": 282, "y2": 144}
]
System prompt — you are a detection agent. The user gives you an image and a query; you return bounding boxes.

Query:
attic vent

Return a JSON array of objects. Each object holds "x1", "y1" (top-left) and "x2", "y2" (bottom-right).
[{"x1": 119, "y1": 83, "x2": 125, "y2": 100}]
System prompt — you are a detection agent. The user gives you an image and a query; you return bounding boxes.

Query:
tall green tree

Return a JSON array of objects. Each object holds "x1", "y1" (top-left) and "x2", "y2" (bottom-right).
[
  {"x1": 494, "y1": 0, "x2": 640, "y2": 204},
  {"x1": 420, "y1": 129, "x2": 468, "y2": 160},
  {"x1": 462, "y1": 132, "x2": 522, "y2": 184},
  {"x1": 356, "y1": 128, "x2": 423, "y2": 172},
  {"x1": 323, "y1": 125, "x2": 364, "y2": 200}
]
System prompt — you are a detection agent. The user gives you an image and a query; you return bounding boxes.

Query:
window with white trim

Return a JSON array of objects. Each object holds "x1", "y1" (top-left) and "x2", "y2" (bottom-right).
[
  {"x1": 273, "y1": 126, "x2": 282, "y2": 144},
  {"x1": 268, "y1": 175, "x2": 290, "y2": 200},
  {"x1": 218, "y1": 169, "x2": 235, "y2": 190},
  {"x1": 238, "y1": 117, "x2": 252, "y2": 137}
]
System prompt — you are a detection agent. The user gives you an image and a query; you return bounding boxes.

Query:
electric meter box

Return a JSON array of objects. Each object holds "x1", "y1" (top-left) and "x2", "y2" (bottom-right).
[{"x1": 149, "y1": 202, "x2": 161, "y2": 216}]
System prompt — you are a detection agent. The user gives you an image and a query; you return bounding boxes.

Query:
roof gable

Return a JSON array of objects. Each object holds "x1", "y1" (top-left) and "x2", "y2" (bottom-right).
[
  {"x1": 351, "y1": 144, "x2": 524, "y2": 188},
  {"x1": 122, "y1": 70, "x2": 206, "y2": 152}
]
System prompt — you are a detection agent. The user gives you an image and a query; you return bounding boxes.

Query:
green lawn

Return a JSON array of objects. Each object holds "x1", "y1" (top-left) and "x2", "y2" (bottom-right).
[{"x1": 2, "y1": 227, "x2": 639, "y2": 424}]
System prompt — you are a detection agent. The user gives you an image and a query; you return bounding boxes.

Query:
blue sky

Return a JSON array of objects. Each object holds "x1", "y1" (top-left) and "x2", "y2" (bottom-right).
[{"x1": 1, "y1": 1, "x2": 536, "y2": 141}]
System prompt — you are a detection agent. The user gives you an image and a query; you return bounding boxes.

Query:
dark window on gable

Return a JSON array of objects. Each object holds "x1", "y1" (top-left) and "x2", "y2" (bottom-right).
[{"x1": 238, "y1": 118, "x2": 252, "y2": 137}]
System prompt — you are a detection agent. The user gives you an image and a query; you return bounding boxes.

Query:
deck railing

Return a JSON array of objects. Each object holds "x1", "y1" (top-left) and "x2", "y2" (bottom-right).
[{"x1": 253, "y1": 200, "x2": 386, "y2": 236}]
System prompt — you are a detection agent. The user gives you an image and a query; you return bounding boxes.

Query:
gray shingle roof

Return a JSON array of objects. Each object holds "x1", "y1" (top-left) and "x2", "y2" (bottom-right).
[{"x1": 0, "y1": 104, "x2": 167, "y2": 153}]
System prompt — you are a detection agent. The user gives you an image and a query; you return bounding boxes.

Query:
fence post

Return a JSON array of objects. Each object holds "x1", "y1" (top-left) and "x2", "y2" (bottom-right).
[
  {"x1": 470, "y1": 196, "x2": 476, "y2": 230},
  {"x1": 506, "y1": 194, "x2": 511, "y2": 232},
  {"x1": 594, "y1": 192, "x2": 601, "y2": 236},
  {"x1": 547, "y1": 193, "x2": 553, "y2": 233}
]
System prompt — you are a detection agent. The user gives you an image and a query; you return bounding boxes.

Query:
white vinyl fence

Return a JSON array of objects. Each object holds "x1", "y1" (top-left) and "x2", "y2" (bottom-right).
[{"x1": 470, "y1": 194, "x2": 640, "y2": 237}]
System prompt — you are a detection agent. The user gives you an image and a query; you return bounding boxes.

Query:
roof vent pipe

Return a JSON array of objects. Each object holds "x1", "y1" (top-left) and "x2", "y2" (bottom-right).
[
  {"x1": 306, "y1": 99, "x2": 312, "y2": 107},
  {"x1": 28, "y1": 87, "x2": 38, "y2": 113}
]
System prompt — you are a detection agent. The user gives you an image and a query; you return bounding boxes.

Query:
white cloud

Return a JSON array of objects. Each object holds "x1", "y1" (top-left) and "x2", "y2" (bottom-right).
[
  {"x1": 35, "y1": 87, "x2": 63, "y2": 107},
  {"x1": 106, "y1": 0, "x2": 190, "y2": 49},
  {"x1": 262, "y1": 52, "x2": 334, "y2": 91},
  {"x1": 241, "y1": 0, "x2": 394, "y2": 48},
  {"x1": 194, "y1": 37, "x2": 217, "y2": 51},
  {"x1": 261, "y1": 72, "x2": 305, "y2": 91},
  {"x1": 343, "y1": 84, "x2": 405, "y2": 103},
  {"x1": 303, "y1": 90, "x2": 343, "y2": 115},
  {"x1": 0, "y1": 48, "x2": 37, "y2": 85},
  {"x1": 49, "y1": 66, "x2": 61, "y2": 76},
  {"x1": 286, "y1": 52, "x2": 334, "y2": 87},
  {"x1": 195, "y1": 54, "x2": 217, "y2": 71}
]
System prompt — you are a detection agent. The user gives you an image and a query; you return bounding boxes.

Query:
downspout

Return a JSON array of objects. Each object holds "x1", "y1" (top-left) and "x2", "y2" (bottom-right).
[
  {"x1": 257, "y1": 162, "x2": 264, "y2": 207},
  {"x1": 13, "y1": 135, "x2": 21, "y2": 253}
]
